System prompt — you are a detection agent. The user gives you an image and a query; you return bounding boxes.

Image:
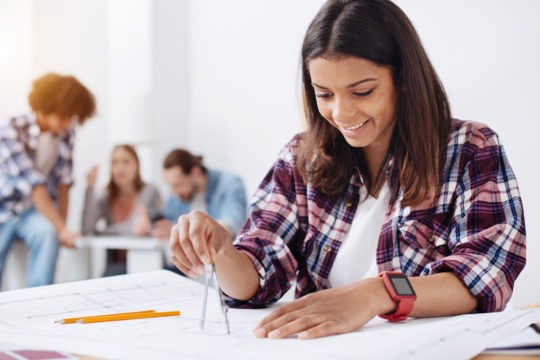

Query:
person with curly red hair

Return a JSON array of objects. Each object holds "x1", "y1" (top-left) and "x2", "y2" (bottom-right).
[{"x1": 0, "y1": 72, "x2": 96, "y2": 287}]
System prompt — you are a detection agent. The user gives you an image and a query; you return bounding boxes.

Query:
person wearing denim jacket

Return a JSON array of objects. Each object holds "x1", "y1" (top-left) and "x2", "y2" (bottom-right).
[{"x1": 152, "y1": 148, "x2": 247, "y2": 241}]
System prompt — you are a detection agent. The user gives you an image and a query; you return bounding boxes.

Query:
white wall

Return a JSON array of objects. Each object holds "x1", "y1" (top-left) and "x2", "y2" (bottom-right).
[
  {"x1": 152, "y1": 0, "x2": 190, "y2": 196},
  {"x1": 187, "y1": 0, "x2": 324, "y2": 194},
  {"x1": 0, "y1": 0, "x2": 33, "y2": 120},
  {"x1": 108, "y1": 0, "x2": 153, "y2": 149}
]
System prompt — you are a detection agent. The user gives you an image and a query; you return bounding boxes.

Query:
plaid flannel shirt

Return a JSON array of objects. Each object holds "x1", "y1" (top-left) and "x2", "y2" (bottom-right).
[
  {"x1": 231, "y1": 119, "x2": 526, "y2": 313},
  {"x1": 0, "y1": 114, "x2": 75, "y2": 224}
]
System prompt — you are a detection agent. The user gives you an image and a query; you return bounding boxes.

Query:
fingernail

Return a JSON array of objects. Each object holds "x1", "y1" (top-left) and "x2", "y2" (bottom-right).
[
  {"x1": 254, "y1": 327, "x2": 266, "y2": 338},
  {"x1": 268, "y1": 330, "x2": 279, "y2": 338}
]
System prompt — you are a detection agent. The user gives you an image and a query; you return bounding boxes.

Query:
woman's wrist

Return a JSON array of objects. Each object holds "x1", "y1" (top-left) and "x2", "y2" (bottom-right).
[
  {"x1": 215, "y1": 245, "x2": 259, "y2": 301},
  {"x1": 215, "y1": 242, "x2": 237, "y2": 270},
  {"x1": 361, "y1": 277, "x2": 397, "y2": 318}
]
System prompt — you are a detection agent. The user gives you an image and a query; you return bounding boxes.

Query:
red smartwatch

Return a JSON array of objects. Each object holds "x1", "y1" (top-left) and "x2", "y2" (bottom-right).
[{"x1": 378, "y1": 271, "x2": 416, "y2": 322}]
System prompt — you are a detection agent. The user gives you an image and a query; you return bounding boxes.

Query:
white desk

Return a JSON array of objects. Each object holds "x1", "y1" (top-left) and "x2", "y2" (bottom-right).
[
  {"x1": 76, "y1": 236, "x2": 167, "y2": 277},
  {"x1": 0, "y1": 270, "x2": 539, "y2": 360}
]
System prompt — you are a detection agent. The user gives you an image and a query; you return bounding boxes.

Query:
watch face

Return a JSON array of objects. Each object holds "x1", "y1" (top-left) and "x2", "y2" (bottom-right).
[{"x1": 389, "y1": 274, "x2": 415, "y2": 296}]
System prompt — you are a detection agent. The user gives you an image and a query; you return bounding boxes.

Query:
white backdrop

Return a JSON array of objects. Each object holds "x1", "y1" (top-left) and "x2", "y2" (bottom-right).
[{"x1": 0, "y1": 0, "x2": 538, "y2": 306}]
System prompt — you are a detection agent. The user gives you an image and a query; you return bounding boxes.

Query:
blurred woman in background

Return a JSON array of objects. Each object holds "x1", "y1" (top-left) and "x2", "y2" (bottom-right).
[{"x1": 82, "y1": 144, "x2": 162, "y2": 276}]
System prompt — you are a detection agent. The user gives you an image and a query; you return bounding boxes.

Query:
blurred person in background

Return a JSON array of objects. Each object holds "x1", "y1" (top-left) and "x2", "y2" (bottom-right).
[
  {"x1": 82, "y1": 144, "x2": 162, "y2": 276},
  {"x1": 152, "y1": 148, "x2": 247, "y2": 254},
  {"x1": 0, "y1": 72, "x2": 96, "y2": 287}
]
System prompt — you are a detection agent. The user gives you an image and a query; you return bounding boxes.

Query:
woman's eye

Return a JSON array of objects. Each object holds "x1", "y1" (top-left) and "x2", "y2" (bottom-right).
[
  {"x1": 353, "y1": 89, "x2": 374, "y2": 97},
  {"x1": 315, "y1": 93, "x2": 332, "y2": 99}
]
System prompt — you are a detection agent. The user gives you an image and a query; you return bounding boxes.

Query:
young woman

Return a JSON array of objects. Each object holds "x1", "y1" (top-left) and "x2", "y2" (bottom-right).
[
  {"x1": 82, "y1": 144, "x2": 162, "y2": 276},
  {"x1": 169, "y1": 0, "x2": 526, "y2": 339}
]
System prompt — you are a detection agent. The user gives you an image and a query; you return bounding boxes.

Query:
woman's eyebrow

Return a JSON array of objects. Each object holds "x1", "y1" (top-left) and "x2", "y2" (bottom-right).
[{"x1": 312, "y1": 78, "x2": 377, "y2": 89}]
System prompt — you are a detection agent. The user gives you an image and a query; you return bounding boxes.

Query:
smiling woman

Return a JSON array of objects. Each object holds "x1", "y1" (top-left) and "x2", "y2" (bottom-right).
[
  {"x1": 307, "y1": 56, "x2": 399, "y2": 198},
  {"x1": 166, "y1": 0, "x2": 526, "y2": 340}
]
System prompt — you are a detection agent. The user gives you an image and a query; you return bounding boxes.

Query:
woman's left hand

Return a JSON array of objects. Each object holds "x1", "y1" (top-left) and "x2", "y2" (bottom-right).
[
  {"x1": 133, "y1": 205, "x2": 151, "y2": 236},
  {"x1": 253, "y1": 278, "x2": 394, "y2": 339}
]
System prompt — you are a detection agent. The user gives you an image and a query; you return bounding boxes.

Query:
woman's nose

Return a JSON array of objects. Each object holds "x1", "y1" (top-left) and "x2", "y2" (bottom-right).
[{"x1": 332, "y1": 97, "x2": 356, "y2": 122}]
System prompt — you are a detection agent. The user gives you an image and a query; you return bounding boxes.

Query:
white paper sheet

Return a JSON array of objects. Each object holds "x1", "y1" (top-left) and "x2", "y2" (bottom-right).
[
  {"x1": 0, "y1": 270, "x2": 538, "y2": 360},
  {"x1": 483, "y1": 324, "x2": 540, "y2": 355}
]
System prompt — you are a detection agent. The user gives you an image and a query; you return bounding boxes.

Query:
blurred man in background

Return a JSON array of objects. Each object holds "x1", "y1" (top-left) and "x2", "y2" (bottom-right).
[
  {"x1": 0, "y1": 73, "x2": 96, "y2": 287},
  {"x1": 153, "y1": 148, "x2": 247, "y2": 244}
]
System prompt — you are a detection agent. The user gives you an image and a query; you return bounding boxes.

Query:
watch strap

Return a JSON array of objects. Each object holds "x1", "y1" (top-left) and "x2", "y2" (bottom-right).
[{"x1": 378, "y1": 271, "x2": 416, "y2": 322}]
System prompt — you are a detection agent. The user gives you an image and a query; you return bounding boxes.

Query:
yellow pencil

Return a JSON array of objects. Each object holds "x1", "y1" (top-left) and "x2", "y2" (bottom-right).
[
  {"x1": 55, "y1": 310, "x2": 156, "y2": 324},
  {"x1": 75, "y1": 310, "x2": 181, "y2": 324}
]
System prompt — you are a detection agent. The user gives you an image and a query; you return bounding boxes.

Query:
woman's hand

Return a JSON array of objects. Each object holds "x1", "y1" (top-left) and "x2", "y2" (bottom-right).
[
  {"x1": 58, "y1": 227, "x2": 80, "y2": 248},
  {"x1": 254, "y1": 278, "x2": 395, "y2": 339},
  {"x1": 169, "y1": 210, "x2": 234, "y2": 278},
  {"x1": 133, "y1": 205, "x2": 151, "y2": 236},
  {"x1": 151, "y1": 219, "x2": 174, "y2": 239},
  {"x1": 86, "y1": 165, "x2": 99, "y2": 187}
]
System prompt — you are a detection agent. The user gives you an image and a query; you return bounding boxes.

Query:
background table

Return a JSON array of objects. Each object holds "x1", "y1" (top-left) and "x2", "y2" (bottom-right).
[{"x1": 76, "y1": 236, "x2": 168, "y2": 277}]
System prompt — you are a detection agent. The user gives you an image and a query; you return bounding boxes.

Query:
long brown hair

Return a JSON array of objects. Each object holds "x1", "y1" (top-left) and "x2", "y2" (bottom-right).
[
  {"x1": 298, "y1": 0, "x2": 451, "y2": 206},
  {"x1": 106, "y1": 144, "x2": 145, "y2": 206}
]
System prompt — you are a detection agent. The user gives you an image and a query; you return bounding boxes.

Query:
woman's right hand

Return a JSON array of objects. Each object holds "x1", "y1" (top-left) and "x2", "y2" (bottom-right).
[
  {"x1": 169, "y1": 210, "x2": 233, "y2": 278},
  {"x1": 86, "y1": 165, "x2": 99, "y2": 187},
  {"x1": 58, "y1": 227, "x2": 80, "y2": 248}
]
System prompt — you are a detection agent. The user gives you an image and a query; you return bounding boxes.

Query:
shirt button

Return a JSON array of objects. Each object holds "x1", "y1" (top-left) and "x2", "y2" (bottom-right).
[{"x1": 323, "y1": 245, "x2": 332, "y2": 253}]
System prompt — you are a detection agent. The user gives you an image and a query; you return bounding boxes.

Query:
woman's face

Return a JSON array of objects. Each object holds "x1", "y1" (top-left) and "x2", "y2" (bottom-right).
[
  {"x1": 111, "y1": 147, "x2": 138, "y2": 188},
  {"x1": 308, "y1": 56, "x2": 398, "y2": 157}
]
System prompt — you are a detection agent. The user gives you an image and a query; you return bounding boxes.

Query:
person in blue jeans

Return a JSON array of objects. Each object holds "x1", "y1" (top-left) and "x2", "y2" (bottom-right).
[
  {"x1": 0, "y1": 73, "x2": 96, "y2": 287},
  {"x1": 152, "y1": 148, "x2": 247, "y2": 246}
]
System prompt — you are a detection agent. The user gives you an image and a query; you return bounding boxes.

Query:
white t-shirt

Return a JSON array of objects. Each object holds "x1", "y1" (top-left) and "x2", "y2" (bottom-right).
[
  {"x1": 327, "y1": 182, "x2": 390, "y2": 288},
  {"x1": 34, "y1": 132, "x2": 59, "y2": 179}
]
